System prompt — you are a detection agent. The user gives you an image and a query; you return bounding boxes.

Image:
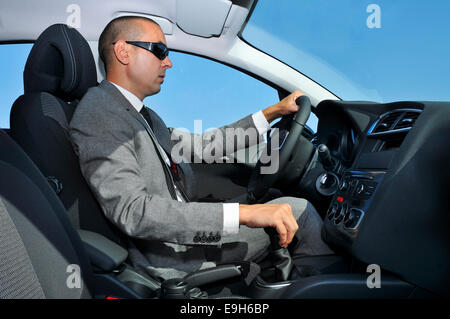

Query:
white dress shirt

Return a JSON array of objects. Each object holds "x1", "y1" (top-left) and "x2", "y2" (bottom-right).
[{"x1": 110, "y1": 81, "x2": 270, "y2": 235}]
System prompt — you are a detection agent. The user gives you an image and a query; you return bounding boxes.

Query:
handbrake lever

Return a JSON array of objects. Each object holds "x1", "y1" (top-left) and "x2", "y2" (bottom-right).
[{"x1": 161, "y1": 264, "x2": 244, "y2": 299}]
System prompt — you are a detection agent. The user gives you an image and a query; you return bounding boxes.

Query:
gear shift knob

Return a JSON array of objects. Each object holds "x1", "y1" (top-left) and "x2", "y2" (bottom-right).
[
  {"x1": 318, "y1": 144, "x2": 334, "y2": 171},
  {"x1": 264, "y1": 227, "x2": 283, "y2": 250},
  {"x1": 264, "y1": 227, "x2": 294, "y2": 281}
]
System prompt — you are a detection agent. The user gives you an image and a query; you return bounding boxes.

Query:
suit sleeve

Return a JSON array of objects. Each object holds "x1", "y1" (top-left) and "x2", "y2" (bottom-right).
[
  {"x1": 170, "y1": 113, "x2": 266, "y2": 163},
  {"x1": 70, "y1": 105, "x2": 224, "y2": 246}
]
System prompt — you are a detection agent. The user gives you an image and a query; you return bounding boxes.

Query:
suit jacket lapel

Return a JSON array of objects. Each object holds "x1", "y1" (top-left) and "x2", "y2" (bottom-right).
[
  {"x1": 98, "y1": 80, "x2": 193, "y2": 201},
  {"x1": 99, "y1": 80, "x2": 180, "y2": 200},
  {"x1": 99, "y1": 80, "x2": 156, "y2": 141}
]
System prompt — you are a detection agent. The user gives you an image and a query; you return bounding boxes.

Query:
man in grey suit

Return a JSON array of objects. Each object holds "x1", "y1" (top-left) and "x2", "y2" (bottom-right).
[{"x1": 70, "y1": 16, "x2": 332, "y2": 280}]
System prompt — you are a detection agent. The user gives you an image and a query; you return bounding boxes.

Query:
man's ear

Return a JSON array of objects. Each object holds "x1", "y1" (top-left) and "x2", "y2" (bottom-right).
[{"x1": 113, "y1": 40, "x2": 130, "y2": 65}]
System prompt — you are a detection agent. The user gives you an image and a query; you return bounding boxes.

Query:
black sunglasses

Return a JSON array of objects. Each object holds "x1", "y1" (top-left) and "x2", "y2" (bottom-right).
[{"x1": 112, "y1": 41, "x2": 169, "y2": 60}]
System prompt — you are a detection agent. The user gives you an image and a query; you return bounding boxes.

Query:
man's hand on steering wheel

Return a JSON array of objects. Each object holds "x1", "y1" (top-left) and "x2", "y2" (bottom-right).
[
  {"x1": 247, "y1": 91, "x2": 312, "y2": 204},
  {"x1": 262, "y1": 90, "x2": 306, "y2": 123}
]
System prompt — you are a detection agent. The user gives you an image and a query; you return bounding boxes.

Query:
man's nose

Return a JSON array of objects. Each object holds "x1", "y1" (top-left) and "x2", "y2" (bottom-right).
[{"x1": 162, "y1": 56, "x2": 173, "y2": 69}]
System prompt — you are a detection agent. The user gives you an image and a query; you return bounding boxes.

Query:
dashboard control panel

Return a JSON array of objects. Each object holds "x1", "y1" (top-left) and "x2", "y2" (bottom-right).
[{"x1": 324, "y1": 170, "x2": 385, "y2": 245}]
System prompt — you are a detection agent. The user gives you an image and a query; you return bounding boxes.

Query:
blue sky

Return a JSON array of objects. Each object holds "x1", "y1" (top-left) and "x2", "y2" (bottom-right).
[
  {"x1": 243, "y1": 0, "x2": 450, "y2": 103},
  {"x1": 0, "y1": 44, "x2": 33, "y2": 129},
  {"x1": 1, "y1": 1, "x2": 449, "y2": 129}
]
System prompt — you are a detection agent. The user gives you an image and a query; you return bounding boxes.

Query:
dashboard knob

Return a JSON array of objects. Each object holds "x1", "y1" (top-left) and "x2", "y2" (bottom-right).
[
  {"x1": 315, "y1": 172, "x2": 339, "y2": 196},
  {"x1": 320, "y1": 174, "x2": 328, "y2": 185},
  {"x1": 356, "y1": 183, "x2": 365, "y2": 194},
  {"x1": 339, "y1": 180, "x2": 348, "y2": 191}
]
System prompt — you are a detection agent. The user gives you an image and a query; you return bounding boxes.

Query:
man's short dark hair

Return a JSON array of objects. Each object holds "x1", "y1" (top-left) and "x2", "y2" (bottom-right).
[{"x1": 98, "y1": 16, "x2": 159, "y2": 73}]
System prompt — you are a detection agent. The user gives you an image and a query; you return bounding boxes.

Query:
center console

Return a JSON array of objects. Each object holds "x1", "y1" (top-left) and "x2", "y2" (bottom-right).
[
  {"x1": 289, "y1": 101, "x2": 448, "y2": 298},
  {"x1": 323, "y1": 169, "x2": 384, "y2": 247}
]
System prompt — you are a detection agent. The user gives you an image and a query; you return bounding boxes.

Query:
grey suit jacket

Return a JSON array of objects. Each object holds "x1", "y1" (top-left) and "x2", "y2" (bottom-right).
[{"x1": 70, "y1": 81, "x2": 263, "y2": 278}]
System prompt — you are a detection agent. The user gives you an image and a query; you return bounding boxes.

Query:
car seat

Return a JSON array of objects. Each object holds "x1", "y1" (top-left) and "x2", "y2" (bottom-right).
[{"x1": 9, "y1": 24, "x2": 123, "y2": 245}]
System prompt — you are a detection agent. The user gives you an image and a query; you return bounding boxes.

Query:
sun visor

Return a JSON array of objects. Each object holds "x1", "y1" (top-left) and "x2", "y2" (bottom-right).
[
  {"x1": 113, "y1": 12, "x2": 174, "y2": 35},
  {"x1": 176, "y1": 0, "x2": 232, "y2": 37}
]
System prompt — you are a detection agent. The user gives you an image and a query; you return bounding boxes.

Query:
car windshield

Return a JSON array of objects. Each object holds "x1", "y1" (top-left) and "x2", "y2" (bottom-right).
[{"x1": 242, "y1": 0, "x2": 450, "y2": 103}]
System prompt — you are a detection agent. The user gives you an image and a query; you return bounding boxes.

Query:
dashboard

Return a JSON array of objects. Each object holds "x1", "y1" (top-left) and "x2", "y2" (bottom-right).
[
  {"x1": 316, "y1": 103, "x2": 426, "y2": 244},
  {"x1": 311, "y1": 99, "x2": 450, "y2": 297}
]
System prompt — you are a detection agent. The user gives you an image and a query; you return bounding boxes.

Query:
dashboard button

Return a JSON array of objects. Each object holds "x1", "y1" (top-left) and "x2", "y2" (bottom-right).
[
  {"x1": 344, "y1": 208, "x2": 364, "y2": 230},
  {"x1": 327, "y1": 204, "x2": 338, "y2": 221},
  {"x1": 334, "y1": 204, "x2": 347, "y2": 225}
]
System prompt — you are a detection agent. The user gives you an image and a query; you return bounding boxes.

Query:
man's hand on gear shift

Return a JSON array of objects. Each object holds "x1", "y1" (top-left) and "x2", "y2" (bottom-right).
[{"x1": 239, "y1": 203, "x2": 299, "y2": 248}]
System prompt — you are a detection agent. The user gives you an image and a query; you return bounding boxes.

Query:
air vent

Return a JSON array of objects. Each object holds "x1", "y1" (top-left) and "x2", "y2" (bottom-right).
[
  {"x1": 368, "y1": 109, "x2": 422, "y2": 136},
  {"x1": 394, "y1": 111, "x2": 421, "y2": 130},
  {"x1": 373, "y1": 112, "x2": 402, "y2": 133}
]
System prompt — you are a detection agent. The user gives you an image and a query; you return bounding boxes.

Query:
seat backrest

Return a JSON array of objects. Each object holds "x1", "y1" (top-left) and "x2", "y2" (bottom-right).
[
  {"x1": 9, "y1": 24, "x2": 123, "y2": 245},
  {"x1": 0, "y1": 130, "x2": 93, "y2": 299}
]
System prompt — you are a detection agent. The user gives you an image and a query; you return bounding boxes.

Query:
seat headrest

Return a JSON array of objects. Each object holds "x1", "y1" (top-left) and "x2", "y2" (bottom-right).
[{"x1": 24, "y1": 24, "x2": 97, "y2": 100}]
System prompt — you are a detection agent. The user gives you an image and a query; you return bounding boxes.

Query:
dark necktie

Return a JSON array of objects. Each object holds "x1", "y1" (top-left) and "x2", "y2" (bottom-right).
[
  {"x1": 140, "y1": 106, "x2": 154, "y2": 130},
  {"x1": 140, "y1": 106, "x2": 187, "y2": 201}
]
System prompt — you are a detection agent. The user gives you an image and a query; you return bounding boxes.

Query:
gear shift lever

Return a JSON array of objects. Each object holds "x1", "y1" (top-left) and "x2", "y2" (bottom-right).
[
  {"x1": 316, "y1": 144, "x2": 339, "y2": 196},
  {"x1": 264, "y1": 227, "x2": 294, "y2": 282},
  {"x1": 318, "y1": 144, "x2": 335, "y2": 171}
]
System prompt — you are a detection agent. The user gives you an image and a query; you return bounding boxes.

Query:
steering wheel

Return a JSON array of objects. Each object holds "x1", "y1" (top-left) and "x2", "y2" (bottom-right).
[{"x1": 247, "y1": 95, "x2": 311, "y2": 203}]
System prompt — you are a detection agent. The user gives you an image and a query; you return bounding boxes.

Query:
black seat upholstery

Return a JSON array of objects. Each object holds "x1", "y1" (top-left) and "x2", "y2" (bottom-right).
[
  {"x1": 9, "y1": 24, "x2": 123, "y2": 245},
  {"x1": 0, "y1": 130, "x2": 93, "y2": 298}
]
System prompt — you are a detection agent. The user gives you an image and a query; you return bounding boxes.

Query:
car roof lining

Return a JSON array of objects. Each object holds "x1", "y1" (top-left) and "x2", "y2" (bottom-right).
[{"x1": 0, "y1": 0, "x2": 253, "y2": 41}]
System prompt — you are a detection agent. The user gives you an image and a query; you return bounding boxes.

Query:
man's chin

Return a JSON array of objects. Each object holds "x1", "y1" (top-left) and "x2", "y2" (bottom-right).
[{"x1": 147, "y1": 85, "x2": 161, "y2": 97}]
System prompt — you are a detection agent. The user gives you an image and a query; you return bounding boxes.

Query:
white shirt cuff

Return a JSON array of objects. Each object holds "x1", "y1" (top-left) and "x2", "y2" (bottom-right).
[
  {"x1": 252, "y1": 111, "x2": 271, "y2": 136},
  {"x1": 222, "y1": 203, "x2": 240, "y2": 236}
]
